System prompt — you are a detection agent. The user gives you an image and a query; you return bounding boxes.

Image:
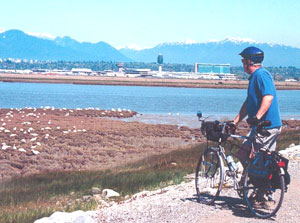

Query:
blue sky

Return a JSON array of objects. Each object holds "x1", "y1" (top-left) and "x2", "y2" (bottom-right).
[{"x1": 1, "y1": 0, "x2": 300, "y2": 49}]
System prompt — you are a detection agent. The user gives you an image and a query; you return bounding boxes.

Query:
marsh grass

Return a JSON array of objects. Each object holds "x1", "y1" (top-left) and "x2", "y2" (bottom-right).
[
  {"x1": 276, "y1": 129, "x2": 300, "y2": 150},
  {"x1": 0, "y1": 142, "x2": 206, "y2": 223},
  {"x1": 0, "y1": 129, "x2": 299, "y2": 223}
]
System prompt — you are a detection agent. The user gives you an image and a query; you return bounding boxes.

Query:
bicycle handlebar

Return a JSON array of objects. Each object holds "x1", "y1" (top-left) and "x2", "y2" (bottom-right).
[{"x1": 197, "y1": 112, "x2": 272, "y2": 142}]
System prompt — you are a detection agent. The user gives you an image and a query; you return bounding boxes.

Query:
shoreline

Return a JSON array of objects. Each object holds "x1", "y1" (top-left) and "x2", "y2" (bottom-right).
[
  {"x1": 121, "y1": 113, "x2": 300, "y2": 128},
  {"x1": 1, "y1": 73, "x2": 300, "y2": 90}
]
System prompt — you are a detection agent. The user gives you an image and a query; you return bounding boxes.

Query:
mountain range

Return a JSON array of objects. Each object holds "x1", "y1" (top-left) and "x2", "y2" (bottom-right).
[
  {"x1": 0, "y1": 30, "x2": 130, "y2": 62},
  {"x1": 1, "y1": 29, "x2": 300, "y2": 67}
]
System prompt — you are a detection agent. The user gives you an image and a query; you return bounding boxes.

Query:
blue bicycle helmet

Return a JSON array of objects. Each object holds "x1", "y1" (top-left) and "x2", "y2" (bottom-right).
[{"x1": 239, "y1": 46, "x2": 264, "y2": 64}]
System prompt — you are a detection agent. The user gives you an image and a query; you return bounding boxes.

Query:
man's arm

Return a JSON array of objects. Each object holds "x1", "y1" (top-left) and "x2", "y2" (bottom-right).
[
  {"x1": 256, "y1": 95, "x2": 273, "y2": 119},
  {"x1": 234, "y1": 99, "x2": 248, "y2": 125}
]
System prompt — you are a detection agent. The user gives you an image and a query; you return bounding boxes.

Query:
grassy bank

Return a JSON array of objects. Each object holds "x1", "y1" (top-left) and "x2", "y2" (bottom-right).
[
  {"x1": 0, "y1": 142, "x2": 205, "y2": 223},
  {"x1": 0, "y1": 129, "x2": 299, "y2": 223}
]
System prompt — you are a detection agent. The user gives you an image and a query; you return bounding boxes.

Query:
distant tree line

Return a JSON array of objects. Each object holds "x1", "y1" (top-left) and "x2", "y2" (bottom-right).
[
  {"x1": 0, "y1": 59, "x2": 299, "y2": 80},
  {"x1": 231, "y1": 66, "x2": 300, "y2": 81}
]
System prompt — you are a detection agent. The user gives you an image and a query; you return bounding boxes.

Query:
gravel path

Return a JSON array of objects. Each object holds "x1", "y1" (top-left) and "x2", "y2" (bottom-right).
[{"x1": 95, "y1": 159, "x2": 300, "y2": 223}]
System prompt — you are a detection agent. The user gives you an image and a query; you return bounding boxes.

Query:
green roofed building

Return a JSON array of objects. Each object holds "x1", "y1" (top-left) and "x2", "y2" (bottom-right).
[
  {"x1": 195, "y1": 63, "x2": 230, "y2": 74},
  {"x1": 195, "y1": 63, "x2": 237, "y2": 80},
  {"x1": 194, "y1": 63, "x2": 236, "y2": 80}
]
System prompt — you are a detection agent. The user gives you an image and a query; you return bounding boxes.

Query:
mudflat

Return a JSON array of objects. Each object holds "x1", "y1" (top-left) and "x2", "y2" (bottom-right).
[
  {"x1": 0, "y1": 108, "x2": 201, "y2": 182},
  {"x1": 1, "y1": 73, "x2": 300, "y2": 90}
]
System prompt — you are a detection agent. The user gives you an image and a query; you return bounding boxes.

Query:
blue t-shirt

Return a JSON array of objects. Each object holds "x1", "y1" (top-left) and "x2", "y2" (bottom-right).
[{"x1": 247, "y1": 67, "x2": 282, "y2": 128}]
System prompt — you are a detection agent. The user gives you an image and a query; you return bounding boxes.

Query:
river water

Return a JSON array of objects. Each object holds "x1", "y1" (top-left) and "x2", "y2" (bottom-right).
[{"x1": 0, "y1": 82, "x2": 299, "y2": 126}]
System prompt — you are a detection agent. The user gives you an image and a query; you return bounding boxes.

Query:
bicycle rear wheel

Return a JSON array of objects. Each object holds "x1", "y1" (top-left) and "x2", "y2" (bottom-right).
[
  {"x1": 195, "y1": 147, "x2": 223, "y2": 205},
  {"x1": 243, "y1": 166, "x2": 285, "y2": 218}
]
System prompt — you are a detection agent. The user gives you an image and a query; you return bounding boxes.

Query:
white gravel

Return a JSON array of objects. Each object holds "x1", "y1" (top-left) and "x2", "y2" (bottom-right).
[{"x1": 95, "y1": 155, "x2": 300, "y2": 223}]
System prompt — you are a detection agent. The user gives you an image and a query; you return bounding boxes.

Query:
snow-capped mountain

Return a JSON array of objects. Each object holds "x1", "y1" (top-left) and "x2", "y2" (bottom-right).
[
  {"x1": 0, "y1": 29, "x2": 131, "y2": 62},
  {"x1": 25, "y1": 31, "x2": 56, "y2": 40},
  {"x1": 1, "y1": 29, "x2": 299, "y2": 67},
  {"x1": 120, "y1": 39, "x2": 300, "y2": 67}
]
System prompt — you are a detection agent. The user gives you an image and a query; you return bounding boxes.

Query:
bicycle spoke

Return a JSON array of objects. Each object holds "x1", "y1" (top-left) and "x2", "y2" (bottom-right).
[{"x1": 195, "y1": 147, "x2": 223, "y2": 205}]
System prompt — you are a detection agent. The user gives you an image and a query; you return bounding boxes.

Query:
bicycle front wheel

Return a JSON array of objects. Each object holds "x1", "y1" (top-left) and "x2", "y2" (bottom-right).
[
  {"x1": 195, "y1": 147, "x2": 224, "y2": 205},
  {"x1": 243, "y1": 166, "x2": 285, "y2": 219}
]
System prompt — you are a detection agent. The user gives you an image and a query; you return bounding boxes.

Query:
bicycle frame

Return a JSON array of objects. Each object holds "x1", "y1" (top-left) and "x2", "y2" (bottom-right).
[
  {"x1": 196, "y1": 112, "x2": 286, "y2": 218},
  {"x1": 198, "y1": 113, "x2": 258, "y2": 191}
]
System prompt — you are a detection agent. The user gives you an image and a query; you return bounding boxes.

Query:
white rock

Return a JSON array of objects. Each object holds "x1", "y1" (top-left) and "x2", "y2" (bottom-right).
[
  {"x1": 34, "y1": 210, "x2": 98, "y2": 223},
  {"x1": 102, "y1": 189, "x2": 120, "y2": 199}
]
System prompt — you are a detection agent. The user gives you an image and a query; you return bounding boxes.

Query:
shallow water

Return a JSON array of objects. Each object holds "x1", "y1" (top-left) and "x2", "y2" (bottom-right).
[{"x1": 121, "y1": 113, "x2": 300, "y2": 128}]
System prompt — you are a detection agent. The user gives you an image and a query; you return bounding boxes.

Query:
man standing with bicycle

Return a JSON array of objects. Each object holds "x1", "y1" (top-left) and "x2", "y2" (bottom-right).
[
  {"x1": 233, "y1": 46, "x2": 282, "y2": 159},
  {"x1": 232, "y1": 46, "x2": 282, "y2": 208}
]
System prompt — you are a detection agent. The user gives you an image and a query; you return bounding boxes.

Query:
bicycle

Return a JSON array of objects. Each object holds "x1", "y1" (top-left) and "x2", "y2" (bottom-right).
[{"x1": 195, "y1": 111, "x2": 288, "y2": 219}]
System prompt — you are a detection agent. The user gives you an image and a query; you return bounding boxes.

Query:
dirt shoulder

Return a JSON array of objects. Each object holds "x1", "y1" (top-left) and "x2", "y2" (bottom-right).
[{"x1": 1, "y1": 73, "x2": 300, "y2": 90}]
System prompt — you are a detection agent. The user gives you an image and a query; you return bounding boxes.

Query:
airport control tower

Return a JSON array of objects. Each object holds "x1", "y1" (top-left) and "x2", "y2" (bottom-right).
[
  {"x1": 117, "y1": 62, "x2": 124, "y2": 73},
  {"x1": 157, "y1": 54, "x2": 163, "y2": 73}
]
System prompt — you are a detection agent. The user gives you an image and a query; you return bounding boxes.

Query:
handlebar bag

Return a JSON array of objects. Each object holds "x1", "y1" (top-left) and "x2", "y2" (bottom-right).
[{"x1": 201, "y1": 121, "x2": 227, "y2": 143}]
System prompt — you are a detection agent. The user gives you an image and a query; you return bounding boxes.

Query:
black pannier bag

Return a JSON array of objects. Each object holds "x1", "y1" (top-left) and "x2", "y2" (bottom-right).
[
  {"x1": 269, "y1": 152, "x2": 290, "y2": 190},
  {"x1": 248, "y1": 152, "x2": 290, "y2": 191},
  {"x1": 248, "y1": 152, "x2": 271, "y2": 180},
  {"x1": 201, "y1": 121, "x2": 227, "y2": 143}
]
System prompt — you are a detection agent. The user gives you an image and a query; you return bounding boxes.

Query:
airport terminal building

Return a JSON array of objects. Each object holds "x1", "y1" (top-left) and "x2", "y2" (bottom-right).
[{"x1": 194, "y1": 63, "x2": 236, "y2": 80}]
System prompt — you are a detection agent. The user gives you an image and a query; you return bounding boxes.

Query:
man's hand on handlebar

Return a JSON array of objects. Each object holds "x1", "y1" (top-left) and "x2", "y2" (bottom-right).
[
  {"x1": 225, "y1": 121, "x2": 236, "y2": 134},
  {"x1": 246, "y1": 116, "x2": 260, "y2": 126}
]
